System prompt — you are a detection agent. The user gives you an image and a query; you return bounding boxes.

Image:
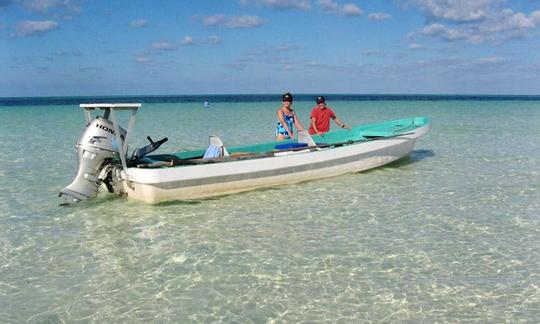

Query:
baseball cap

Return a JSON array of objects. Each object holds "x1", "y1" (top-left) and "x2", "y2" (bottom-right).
[
  {"x1": 282, "y1": 92, "x2": 293, "y2": 102},
  {"x1": 316, "y1": 96, "x2": 325, "y2": 104}
]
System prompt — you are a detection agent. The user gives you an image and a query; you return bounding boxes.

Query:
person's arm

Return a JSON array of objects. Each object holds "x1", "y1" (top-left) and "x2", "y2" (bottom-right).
[
  {"x1": 332, "y1": 116, "x2": 351, "y2": 130},
  {"x1": 277, "y1": 109, "x2": 294, "y2": 138}
]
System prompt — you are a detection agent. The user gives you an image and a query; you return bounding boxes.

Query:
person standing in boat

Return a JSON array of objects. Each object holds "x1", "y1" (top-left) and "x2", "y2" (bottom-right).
[
  {"x1": 308, "y1": 96, "x2": 350, "y2": 136},
  {"x1": 276, "y1": 92, "x2": 304, "y2": 140}
]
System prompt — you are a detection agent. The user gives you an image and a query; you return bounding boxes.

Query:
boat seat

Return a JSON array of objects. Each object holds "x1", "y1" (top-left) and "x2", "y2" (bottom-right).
[{"x1": 203, "y1": 135, "x2": 230, "y2": 159}]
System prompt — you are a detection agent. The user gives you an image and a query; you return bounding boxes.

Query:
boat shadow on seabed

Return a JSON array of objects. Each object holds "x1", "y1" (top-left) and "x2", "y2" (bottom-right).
[
  {"x1": 360, "y1": 149, "x2": 435, "y2": 174},
  {"x1": 390, "y1": 149, "x2": 435, "y2": 167},
  {"x1": 409, "y1": 149, "x2": 435, "y2": 161}
]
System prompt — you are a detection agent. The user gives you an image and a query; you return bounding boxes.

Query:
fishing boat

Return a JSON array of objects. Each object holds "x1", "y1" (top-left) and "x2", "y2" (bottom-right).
[{"x1": 59, "y1": 103, "x2": 430, "y2": 204}]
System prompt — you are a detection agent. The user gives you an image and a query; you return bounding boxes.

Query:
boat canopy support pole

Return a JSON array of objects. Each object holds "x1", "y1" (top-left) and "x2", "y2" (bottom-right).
[
  {"x1": 123, "y1": 109, "x2": 137, "y2": 149},
  {"x1": 83, "y1": 109, "x2": 92, "y2": 125},
  {"x1": 109, "y1": 108, "x2": 138, "y2": 179}
]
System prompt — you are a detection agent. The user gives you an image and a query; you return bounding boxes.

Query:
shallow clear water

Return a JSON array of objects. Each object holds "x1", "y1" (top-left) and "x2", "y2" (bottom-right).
[{"x1": 0, "y1": 99, "x2": 539, "y2": 322}]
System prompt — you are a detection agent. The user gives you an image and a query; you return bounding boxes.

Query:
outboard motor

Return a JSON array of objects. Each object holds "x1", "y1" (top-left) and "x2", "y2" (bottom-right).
[{"x1": 59, "y1": 117, "x2": 126, "y2": 202}]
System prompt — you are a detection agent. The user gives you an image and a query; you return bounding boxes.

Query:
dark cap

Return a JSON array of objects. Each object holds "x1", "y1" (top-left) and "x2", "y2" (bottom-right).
[
  {"x1": 316, "y1": 96, "x2": 325, "y2": 104},
  {"x1": 282, "y1": 92, "x2": 293, "y2": 102}
]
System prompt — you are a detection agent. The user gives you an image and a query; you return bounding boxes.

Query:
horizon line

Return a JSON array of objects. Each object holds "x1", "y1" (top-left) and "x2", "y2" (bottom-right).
[{"x1": 2, "y1": 93, "x2": 540, "y2": 100}]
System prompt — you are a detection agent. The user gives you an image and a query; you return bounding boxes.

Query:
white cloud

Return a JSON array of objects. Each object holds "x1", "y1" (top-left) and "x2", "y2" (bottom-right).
[
  {"x1": 23, "y1": 0, "x2": 61, "y2": 12},
  {"x1": 151, "y1": 41, "x2": 178, "y2": 51},
  {"x1": 342, "y1": 3, "x2": 362, "y2": 16},
  {"x1": 134, "y1": 54, "x2": 151, "y2": 64},
  {"x1": 421, "y1": 23, "x2": 467, "y2": 42},
  {"x1": 318, "y1": 0, "x2": 362, "y2": 16},
  {"x1": 409, "y1": 43, "x2": 424, "y2": 49},
  {"x1": 496, "y1": 9, "x2": 535, "y2": 30},
  {"x1": 475, "y1": 56, "x2": 505, "y2": 64},
  {"x1": 275, "y1": 44, "x2": 301, "y2": 51},
  {"x1": 227, "y1": 15, "x2": 266, "y2": 28},
  {"x1": 240, "y1": 0, "x2": 311, "y2": 11},
  {"x1": 21, "y1": 0, "x2": 81, "y2": 13},
  {"x1": 413, "y1": 1, "x2": 540, "y2": 45},
  {"x1": 412, "y1": 0, "x2": 494, "y2": 23},
  {"x1": 180, "y1": 36, "x2": 194, "y2": 46},
  {"x1": 11, "y1": 20, "x2": 58, "y2": 37},
  {"x1": 368, "y1": 12, "x2": 391, "y2": 21},
  {"x1": 203, "y1": 14, "x2": 266, "y2": 28},
  {"x1": 319, "y1": 0, "x2": 338, "y2": 11},
  {"x1": 54, "y1": 50, "x2": 82, "y2": 57},
  {"x1": 531, "y1": 10, "x2": 540, "y2": 24},
  {"x1": 131, "y1": 19, "x2": 148, "y2": 28},
  {"x1": 207, "y1": 35, "x2": 222, "y2": 44},
  {"x1": 203, "y1": 14, "x2": 225, "y2": 26}
]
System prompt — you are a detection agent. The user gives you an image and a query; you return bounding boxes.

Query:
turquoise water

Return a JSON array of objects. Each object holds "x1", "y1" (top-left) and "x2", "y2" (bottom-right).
[{"x1": 0, "y1": 98, "x2": 539, "y2": 322}]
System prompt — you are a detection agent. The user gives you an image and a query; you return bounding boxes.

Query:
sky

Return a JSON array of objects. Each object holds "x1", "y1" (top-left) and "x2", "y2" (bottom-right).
[{"x1": 1, "y1": 0, "x2": 540, "y2": 97}]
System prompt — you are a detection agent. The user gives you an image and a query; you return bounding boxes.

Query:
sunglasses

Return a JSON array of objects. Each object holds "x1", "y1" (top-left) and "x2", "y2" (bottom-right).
[{"x1": 283, "y1": 99, "x2": 292, "y2": 102}]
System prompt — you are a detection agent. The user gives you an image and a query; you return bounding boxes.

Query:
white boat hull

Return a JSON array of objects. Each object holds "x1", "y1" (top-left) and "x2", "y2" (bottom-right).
[{"x1": 121, "y1": 124, "x2": 429, "y2": 204}]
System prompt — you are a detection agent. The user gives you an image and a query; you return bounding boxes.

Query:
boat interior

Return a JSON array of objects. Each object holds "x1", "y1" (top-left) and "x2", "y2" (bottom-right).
[{"x1": 132, "y1": 117, "x2": 428, "y2": 168}]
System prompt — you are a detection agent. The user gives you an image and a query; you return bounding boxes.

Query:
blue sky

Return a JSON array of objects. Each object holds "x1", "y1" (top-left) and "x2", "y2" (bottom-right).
[{"x1": 1, "y1": 0, "x2": 540, "y2": 96}]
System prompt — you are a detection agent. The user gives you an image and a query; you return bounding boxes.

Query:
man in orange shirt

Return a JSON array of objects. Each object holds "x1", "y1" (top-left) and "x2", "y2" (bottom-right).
[{"x1": 308, "y1": 96, "x2": 351, "y2": 135}]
